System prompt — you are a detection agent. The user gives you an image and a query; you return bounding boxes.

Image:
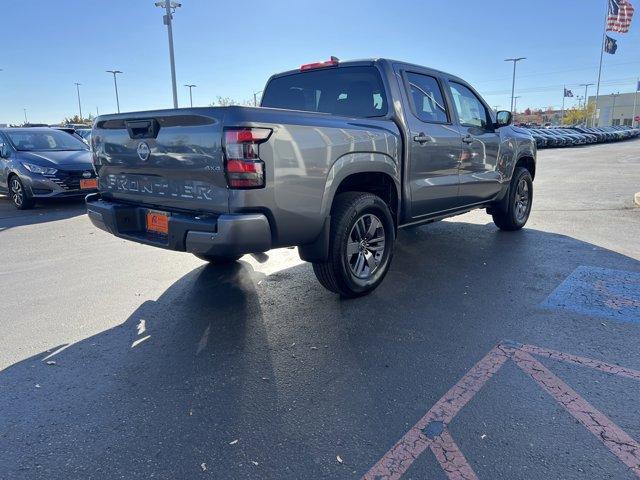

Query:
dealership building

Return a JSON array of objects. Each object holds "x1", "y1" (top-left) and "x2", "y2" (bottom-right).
[{"x1": 588, "y1": 92, "x2": 639, "y2": 127}]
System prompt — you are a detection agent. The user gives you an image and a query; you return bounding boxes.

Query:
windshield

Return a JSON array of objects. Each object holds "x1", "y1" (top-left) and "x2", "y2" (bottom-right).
[
  {"x1": 6, "y1": 129, "x2": 88, "y2": 151},
  {"x1": 261, "y1": 66, "x2": 388, "y2": 118}
]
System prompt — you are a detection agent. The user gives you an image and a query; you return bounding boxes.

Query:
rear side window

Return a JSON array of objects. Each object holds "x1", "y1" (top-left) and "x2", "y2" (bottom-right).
[
  {"x1": 261, "y1": 66, "x2": 387, "y2": 118},
  {"x1": 405, "y1": 72, "x2": 449, "y2": 123}
]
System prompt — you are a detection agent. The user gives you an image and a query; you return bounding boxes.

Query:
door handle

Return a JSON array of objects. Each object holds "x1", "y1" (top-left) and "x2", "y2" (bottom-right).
[
  {"x1": 413, "y1": 133, "x2": 432, "y2": 144},
  {"x1": 462, "y1": 135, "x2": 474, "y2": 144}
]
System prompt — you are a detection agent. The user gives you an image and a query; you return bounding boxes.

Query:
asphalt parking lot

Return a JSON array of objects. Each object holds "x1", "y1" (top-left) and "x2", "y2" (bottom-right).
[{"x1": 1, "y1": 140, "x2": 639, "y2": 479}]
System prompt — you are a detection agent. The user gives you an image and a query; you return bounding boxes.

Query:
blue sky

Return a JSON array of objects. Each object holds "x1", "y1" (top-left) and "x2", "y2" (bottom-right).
[{"x1": 2, "y1": 0, "x2": 639, "y2": 124}]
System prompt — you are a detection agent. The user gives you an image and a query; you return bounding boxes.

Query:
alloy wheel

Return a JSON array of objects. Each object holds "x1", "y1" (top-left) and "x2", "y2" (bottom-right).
[
  {"x1": 514, "y1": 178, "x2": 530, "y2": 223},
  {"x1": 10, "y1": 178, "x2": 23, "y2": 208},
  {"x1": 346, "y1": 213, "x2": 386, "y2": 279}
]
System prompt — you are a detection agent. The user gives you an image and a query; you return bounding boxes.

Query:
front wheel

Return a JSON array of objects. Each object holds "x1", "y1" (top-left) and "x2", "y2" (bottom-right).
[
  {"x1": 491, "y1": 167, "x2": 533, "y2": 231},
  {"x1": 9, "y1": 176, "x2": 35, "y2": 210},
  {"x1": 313, "y1": 192, "x2": 395, "y2": 298}
]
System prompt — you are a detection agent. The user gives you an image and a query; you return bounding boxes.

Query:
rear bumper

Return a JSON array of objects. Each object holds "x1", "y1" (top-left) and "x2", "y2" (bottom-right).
[{"x1": 85, "y1": 194, "x2": 272, "y2": 256}]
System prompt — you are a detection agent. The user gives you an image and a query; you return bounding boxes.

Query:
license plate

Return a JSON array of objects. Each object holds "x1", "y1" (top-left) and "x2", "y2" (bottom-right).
[
  {"x1": 80, "y1": 178, "x2": 98, "y2": 189},
  {"x1": 146, "y1": 210, "x2": 169, "y2": 234}
]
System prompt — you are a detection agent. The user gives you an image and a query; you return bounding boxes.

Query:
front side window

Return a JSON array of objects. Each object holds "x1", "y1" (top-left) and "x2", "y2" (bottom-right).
[
  {"x1": 449, "y1": 82, "x2": 490, "y2": 129},
  {"x1": 261, "y1": 66, "x2": 387, "y2": 118},
  {"x1": 406, "y1": 72, "x2": 449, "y2": 123}
]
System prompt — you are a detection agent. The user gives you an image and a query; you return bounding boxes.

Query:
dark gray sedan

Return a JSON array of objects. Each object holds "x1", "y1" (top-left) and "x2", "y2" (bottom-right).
[{"x1": 0, "y1": 128, "x2": 97, "y2": 209}]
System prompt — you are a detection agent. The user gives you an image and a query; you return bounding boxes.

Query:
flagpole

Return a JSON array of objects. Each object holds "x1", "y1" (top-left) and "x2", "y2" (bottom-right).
[
  {"x1": 562, "y1": 86, "x2": 566, "y2": 124},
  {"x1": 594, "y1": 0, "x2": 610, "y2": 127},
  {"x1": 633, "y1": 78, "x2": 639, "y2": 127}
]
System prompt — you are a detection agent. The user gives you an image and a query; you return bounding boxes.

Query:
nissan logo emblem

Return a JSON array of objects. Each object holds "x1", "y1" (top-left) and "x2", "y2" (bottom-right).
[
  {"x1": 82, "y1": 171, "x2": 92, "y2": 179},
  {"x1": 137, "y1": 142, "x2": 151, "y2": 161}
]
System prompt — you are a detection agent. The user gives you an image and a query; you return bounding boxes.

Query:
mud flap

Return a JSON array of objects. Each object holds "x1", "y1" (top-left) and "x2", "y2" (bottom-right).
[{"x1": 298, "y1": 216, "x2": 331, "y2": 263}]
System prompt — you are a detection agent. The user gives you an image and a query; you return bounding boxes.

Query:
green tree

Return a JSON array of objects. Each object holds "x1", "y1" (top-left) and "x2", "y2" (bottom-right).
[
  {"x1": 562, "y1": 104, "x2": 595, "y2": 125},
  {"x1": 61, "y1": 114, "x2": 93, "y2": 126},
  {"x1": 210, "y1": 96, "x2": 253, "y2": 107}
]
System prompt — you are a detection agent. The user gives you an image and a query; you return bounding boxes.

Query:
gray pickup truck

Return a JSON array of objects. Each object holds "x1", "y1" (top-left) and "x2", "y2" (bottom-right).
[{"x1": 87, "y1": 57, "x2": 536, "y2": 297}]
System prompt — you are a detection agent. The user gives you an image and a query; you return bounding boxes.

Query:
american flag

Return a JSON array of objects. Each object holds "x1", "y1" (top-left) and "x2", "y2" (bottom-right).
[{"x1": 607, "y1": 0, "x2": 635, "y2": 33}]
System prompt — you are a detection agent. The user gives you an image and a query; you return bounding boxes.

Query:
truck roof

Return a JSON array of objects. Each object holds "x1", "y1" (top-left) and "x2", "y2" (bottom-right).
[{"x1": 269, "y1": 58, "x2": 465, "y2": 84}]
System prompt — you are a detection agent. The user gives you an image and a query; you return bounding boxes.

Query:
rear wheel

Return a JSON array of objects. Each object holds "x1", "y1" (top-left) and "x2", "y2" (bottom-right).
[
  {"x1": 194, "y1": 254, "x2": 242, "y2": 264},
  {"x1": 9, "y1": 175, "x2": 35, "y2": 210},
  {"x1": 313, "y1": 192, "x2": 395, "y2": 298},
  {"x1": 491, "y1": 167, "x2": 533, "y2": 231}
]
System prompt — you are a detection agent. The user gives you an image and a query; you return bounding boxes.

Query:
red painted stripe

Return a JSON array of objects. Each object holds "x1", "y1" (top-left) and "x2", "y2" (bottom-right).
[
  {"x1": 512, "y1": 349, "x2": 640, "y2": 476},
  {"x1": 430, "y1": 430, "x2": 479, "y2": 480},
  {"x1": 521, "y1": 344, "x2": 640, "y2": 381},
  {"x1": 362, "y1": 346, "x2": 509, "y2": 479}
]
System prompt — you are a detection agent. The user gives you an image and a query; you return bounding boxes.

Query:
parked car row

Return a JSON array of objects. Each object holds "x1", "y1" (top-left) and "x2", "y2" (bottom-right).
[{"x1": 523, "y1": 125, "x2": 640, "y2": 149}]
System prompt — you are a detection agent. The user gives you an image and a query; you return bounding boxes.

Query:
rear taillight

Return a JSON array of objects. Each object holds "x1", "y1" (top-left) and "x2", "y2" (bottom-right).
[{"x1": 223, "y1": 127, "x2": 272, "y2": 189}]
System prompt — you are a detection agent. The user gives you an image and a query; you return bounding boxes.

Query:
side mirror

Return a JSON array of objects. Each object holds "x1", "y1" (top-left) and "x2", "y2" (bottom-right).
[{"x1": 495, "y1": 110, "x2": 513, "y2": 127}]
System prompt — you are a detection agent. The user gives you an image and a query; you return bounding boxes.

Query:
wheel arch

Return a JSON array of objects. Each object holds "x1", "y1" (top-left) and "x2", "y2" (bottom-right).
[
  {"x1": 515, "y1": 154, "x2": 536, "y2": 180},
  {"x1": 321, "y1": 152, "x2": 401, "y2": 225},
  {"x1": 299, "y1": 152, "x2": 401, "y2": 263}
]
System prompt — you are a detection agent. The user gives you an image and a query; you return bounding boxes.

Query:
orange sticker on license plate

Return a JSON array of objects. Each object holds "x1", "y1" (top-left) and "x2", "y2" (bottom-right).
[
  {"x1": 146, "y1": 210, "x2": 169, "y2": 234},
  {"x1": 80, "y1": 178, "x2": 98, "y2": 189}
]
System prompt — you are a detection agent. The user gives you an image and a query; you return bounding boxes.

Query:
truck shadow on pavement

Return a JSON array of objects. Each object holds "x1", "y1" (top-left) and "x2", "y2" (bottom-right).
[
  {"x1": 1, "y1": 221, "x2": 639, "y2": 479},
  {"x1": 0, "y1": 195, "x2": 86, "y2": 231}
]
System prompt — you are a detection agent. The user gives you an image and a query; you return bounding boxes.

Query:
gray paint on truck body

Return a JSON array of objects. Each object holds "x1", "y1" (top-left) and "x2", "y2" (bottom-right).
[{"x1": 89, "y1": 58, "x2": 535, "y2": 254}]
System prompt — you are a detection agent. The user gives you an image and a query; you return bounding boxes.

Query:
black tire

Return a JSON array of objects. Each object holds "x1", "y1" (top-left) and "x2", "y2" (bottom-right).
[
  {"x1": 312, "y1": 192, "x2": 395, "y2": 298},
  {"x1": 9, "y1": 175, "x2": 35, "y2": 210},
  {"x1": 491, "y1": 167, "x2": 533, "y2": 231},
  {"x1": 193, "y1": 254, "x2": 242, "y2": 264}
]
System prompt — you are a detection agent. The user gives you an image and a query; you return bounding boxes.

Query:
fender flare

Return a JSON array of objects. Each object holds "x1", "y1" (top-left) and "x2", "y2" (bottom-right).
[
  {"x1": 319, "y1": 152, "x2": 400, "y2": 220},
  {"x1": 298, "y1": 152, "x2": 401, "y2": 263}
]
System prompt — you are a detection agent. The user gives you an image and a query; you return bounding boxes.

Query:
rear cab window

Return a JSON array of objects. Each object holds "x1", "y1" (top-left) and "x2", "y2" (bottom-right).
[{"x1": 261, "y1": 66, "x2": 388, "y2": 118}]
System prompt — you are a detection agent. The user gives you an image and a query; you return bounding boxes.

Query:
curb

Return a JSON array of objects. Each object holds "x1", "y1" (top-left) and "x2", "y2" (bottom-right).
[{"x1": 635, "y1": 192, "x2": 640, "y2": 207}]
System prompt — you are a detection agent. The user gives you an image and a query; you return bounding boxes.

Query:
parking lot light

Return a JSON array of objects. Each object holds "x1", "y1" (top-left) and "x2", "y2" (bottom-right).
[
  {"x1": 504, "y1": 57, "x2": 526, "y2": 114},
  {"x1": 106, "y1": 70, "x2": 123, "y2": 113},
  {"x1": 253, "y1": 90, "x2": 263, "y2": 107},
  {"x1": 155, "y1": 1, "x2": 182, "y2": 109},
  {"x1": 184, "y1": 84, "x2": 196, "y2": 107},
  {"x1": 74, "y1": 83, "x2": 83, "y2": 120},
  {"x1": 513, "y1": 96, "x2": 521, "y2": 115},
  {"x1": 580, "y1": 83, "x2": 595, "y2": 126},
  {"x1": 611, "y1": 92, "x2": 620, "y2": 126}
]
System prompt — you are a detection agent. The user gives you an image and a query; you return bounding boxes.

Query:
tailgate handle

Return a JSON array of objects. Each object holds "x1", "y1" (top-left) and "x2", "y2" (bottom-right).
[{"x1": 125, "y1": 119, "x2": 160, "y2": 139}]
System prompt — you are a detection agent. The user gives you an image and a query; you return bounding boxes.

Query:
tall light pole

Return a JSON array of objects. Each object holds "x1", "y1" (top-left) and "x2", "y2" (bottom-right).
[
  {"x1": 504, "y1": 57, "x2": 526, "y2": 114},
  {"x1": 611, "y1": 92, "x2": 620, "y2": 126},
  {"x1": 632, "y1": 78, "x2": 639, "y2": 128},
  {"x1": 513, "y1": 96, "x2": 522, "y2": 115},
  {"x1": 74, "y1": 82, "x2": 83, "y2": 120},
  {"x1": 580, "y1": 83, "x2": 594, "y2": 126},
  {"x1": 23, "y1": 108, "x2": 28, "y2": 124},
  {"x1": 155, "y1": 1, "x2": 181, "y2": 108},
  {"x1": 184, "y1": 84, "x2": 196, "y2": 107},
  {"x1": 106, "y1": 70, "x2": 122, "y2": 113},
  {"x1": 253, "y1": 90, "x2": 263, "y2": 107}
]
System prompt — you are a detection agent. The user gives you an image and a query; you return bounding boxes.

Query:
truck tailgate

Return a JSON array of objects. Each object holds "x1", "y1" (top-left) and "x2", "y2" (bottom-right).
[{"x1": 92, "y1": 109, "x2": 228, "y2": 214}]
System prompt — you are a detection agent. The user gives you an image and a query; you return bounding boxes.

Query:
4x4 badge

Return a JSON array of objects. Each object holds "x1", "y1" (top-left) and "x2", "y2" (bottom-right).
[{"x1": 137, "y1": 142, "x2": 150, "y2": 161}]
